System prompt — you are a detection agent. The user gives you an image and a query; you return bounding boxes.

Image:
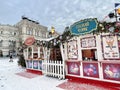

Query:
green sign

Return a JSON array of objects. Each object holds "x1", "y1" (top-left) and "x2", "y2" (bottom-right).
[{"x1": 70, "y1": 18, "x2": 98, "y2": 35}]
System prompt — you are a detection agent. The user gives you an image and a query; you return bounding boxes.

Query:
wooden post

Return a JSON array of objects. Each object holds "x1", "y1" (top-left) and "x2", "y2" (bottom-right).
[
  {"x1": 60, "y1": 43, "x2": 65, "y2": 79},
  {"x1": 38, "y1": 47, "x2": 40, "y2": 58}
]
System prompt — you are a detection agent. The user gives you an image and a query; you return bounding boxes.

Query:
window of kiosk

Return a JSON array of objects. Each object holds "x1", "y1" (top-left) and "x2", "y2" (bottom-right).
[
  {"x1": 33, "y1": 46, "x2": 38, "y2": 59},
  {"x1": 82, "y1": 49, "x2": 98, "y2": 61},
  {"x1": 33, "y1": 53, "x2": 38, "y2": 59}
]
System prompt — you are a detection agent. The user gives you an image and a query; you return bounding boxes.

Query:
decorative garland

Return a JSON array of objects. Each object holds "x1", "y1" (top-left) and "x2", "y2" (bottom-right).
[{"x1": 20, "y1": 21, "x2": 120, "y2": 50}]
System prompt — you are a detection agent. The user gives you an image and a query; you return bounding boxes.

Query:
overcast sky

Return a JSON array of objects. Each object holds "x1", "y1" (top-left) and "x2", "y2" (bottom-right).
[{"x1": 0, "y1": 0, "x2": 120, "y2": 33}]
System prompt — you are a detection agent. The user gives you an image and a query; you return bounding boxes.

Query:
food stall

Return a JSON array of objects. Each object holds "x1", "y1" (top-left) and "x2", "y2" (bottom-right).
[
  {"x1": 23, "y1": 36, "x2": 47, "y2": 74},
  {"x1": 62, "y1": 18, "x2": 120, "y2": 84}
]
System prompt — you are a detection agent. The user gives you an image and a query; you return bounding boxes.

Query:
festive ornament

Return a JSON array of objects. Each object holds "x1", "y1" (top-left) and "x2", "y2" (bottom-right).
[
  {"x1": 108, "y1": 13, "x2": 114, "y2": 18},
  {"x1": 102, "y1": 27, "x2": 104, "y2": 30},
  {"x1": 108, "y1": 27, "x2": 114, "y2": 32},
  {"x1": 115, "y1": 28, "x2": 119, "y2": 32},
  {"x1": 50, "y1": 40, "x2": 53, "y2": 44},
  {"x1": 105, "y1": 25, "x2": 110, "y2": 29},
  {"x1": 59, "y1": 35, "x2": 62, "y2": 40},
  {"x1": 115, "y1": 22, "x2": 120, "y2": 27},
  {"x1": 99, "y1": 23, "x2": 103, "y2": 27}
]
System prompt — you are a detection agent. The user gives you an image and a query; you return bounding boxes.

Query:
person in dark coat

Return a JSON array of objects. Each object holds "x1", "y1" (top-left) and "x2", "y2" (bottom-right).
[{"x1": 9, "y1": 55, "x2": 13, "y2": 62}]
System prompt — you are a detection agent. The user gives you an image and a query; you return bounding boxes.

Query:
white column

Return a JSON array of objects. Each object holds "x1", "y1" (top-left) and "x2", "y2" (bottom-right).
[
  {"x1": 26, "y1": 48, "x2": 28, "y2": 59},
  {"x1": 77, "y1": 36, "x2": 82, "y2": 60},
  {"x1": 96, "y1": 35, "x2": 103, "y2": 60},
  {"x1": 38, "y1": 47, "x2": 40, "y2": 58},
  {"x1": 96, "y1": 35, "x2": 103, "y2": 79},
  {"x1": 60, "y1": 43, "x2": 65, "y2": 61},
  {"x1": 60, "y1": 43, "x2": 65, "y2": 79},
  {"x1": 77, "y1": 36, "x2": 83, "y2": 76},
  {"x1": 64, "y1": 42, "x2": 68, "y2": 60},
  {"x1": 32, "y1": 46, "x2": 34, "y2": 58}
]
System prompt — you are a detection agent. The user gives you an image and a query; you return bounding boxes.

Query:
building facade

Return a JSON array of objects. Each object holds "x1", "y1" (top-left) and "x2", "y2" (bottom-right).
[
  {"x1": 0, "y1": 16, "x2": 48, "y2": 57},
  {"x1": 0, "y1": 24, "x2": 19, "y2": 56}
]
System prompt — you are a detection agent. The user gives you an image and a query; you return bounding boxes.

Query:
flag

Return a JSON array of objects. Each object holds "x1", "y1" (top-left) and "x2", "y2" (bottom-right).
[{"x1": 115, "y1": 3, "x2": 120, "y2": 7}]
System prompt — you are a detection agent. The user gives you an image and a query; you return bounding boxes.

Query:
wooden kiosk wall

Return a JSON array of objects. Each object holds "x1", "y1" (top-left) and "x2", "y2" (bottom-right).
[{"x1": 63, "y1": 34, "x2": 120, "y2": 84}]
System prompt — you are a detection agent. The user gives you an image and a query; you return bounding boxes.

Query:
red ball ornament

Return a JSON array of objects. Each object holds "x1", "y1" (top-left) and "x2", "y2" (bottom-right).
[{"x1": 115, "y1": 29, "x2": 119, "y2": 32}]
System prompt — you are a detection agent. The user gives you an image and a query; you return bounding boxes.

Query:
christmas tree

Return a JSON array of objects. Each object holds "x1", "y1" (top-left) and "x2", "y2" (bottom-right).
[{"x1": 18, "y1": 54, "x2": 26, "y2": 68}]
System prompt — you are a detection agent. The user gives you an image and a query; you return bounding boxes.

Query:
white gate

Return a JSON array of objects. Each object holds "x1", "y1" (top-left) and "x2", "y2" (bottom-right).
[{"x1": 42, "y1": 60, "x2": 65, "y2": 79}]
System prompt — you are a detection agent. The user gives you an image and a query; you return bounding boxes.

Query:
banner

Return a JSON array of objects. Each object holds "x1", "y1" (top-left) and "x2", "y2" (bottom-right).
[
  {"x1": 115, "y1": 3, "x2": 120, "y2": 7},
  {"x1": 70, "y1": 18, "x2": 98, "y2": 35}
]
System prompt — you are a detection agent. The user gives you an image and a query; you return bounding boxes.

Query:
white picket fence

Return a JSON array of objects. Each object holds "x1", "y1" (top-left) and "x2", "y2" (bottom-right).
[{"x1": 42, "y1": 60, "x2": 65, "y2": 79}]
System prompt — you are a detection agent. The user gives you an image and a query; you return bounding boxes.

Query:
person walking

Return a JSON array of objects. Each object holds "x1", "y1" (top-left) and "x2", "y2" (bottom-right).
[{"x1": 9, "y1": 55, "x2": 13, "y2": 62}]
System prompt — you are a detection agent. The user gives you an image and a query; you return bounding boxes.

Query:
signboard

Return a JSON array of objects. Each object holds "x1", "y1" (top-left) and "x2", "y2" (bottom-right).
[
  {"x1": 70, "y1": 18, "x2": 98, "y2": 35},
  {"x1": 25, "y1": 37, "x2": 35, "y2": 46},
  {"x1": 67, "y1": 40, "x2": 78, "y2": 60},
  {"x1": 81, "y1": 36, "x2": 96, "y2": 48},
  {"x1": 67, "y1": 61, "x2": 80, "y2": 75},
  {"x1": 102, "y1": 35, "x2": 119, "y2": 59},
  {"x1": 102, "y1": 63, "x2": 120, "y2": 81},
  {"x1": 83, "y1": 62, "x2": 99, "y2": 78}
]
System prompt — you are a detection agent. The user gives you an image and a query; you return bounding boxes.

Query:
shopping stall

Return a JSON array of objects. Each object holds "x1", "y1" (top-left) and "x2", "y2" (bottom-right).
[
  {"x1": 23, "y1": 36, "x2": 47, "y2": 74},
  {"x1": 61, "y1": 18, "x2": 120, "y2": 84}
]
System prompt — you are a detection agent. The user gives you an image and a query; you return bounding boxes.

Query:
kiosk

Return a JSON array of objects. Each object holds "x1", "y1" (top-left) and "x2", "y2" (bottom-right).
[
  {"x1": 24, "y1": 36, "x2": 47, "y2": 75},
  {"x1": 62, "y1": 18, "x2": 120, "y2": 84}
]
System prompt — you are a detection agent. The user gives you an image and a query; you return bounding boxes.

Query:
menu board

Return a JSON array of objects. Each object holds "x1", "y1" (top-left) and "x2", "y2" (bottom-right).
[
  {"x1": 102, "y1": 35, "x2": 119, "y2": 59},
  {"x1": 67, "y1": 40, "x2": 78, "y2": 60},
  {"x1": 81, "y1": 36, "x2": 96, "y2": 48}
]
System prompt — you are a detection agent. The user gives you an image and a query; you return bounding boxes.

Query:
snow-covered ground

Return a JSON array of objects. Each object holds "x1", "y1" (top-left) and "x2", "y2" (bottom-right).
[{"x1": 0, "y1": 57, "x2": 65, "y2": 90}]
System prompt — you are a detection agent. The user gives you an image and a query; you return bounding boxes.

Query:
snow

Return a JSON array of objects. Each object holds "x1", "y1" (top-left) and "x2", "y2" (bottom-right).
[{"x1": 0, "y1": 57, "x2": 65, "y2": 90}]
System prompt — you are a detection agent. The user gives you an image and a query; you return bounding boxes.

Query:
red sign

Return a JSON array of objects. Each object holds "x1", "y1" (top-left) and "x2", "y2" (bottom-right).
[{"x1": 25, "y1": 37, "x2": 35, "y2": 46}]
